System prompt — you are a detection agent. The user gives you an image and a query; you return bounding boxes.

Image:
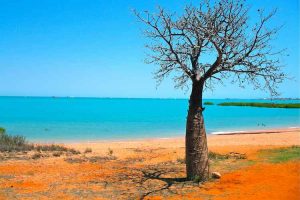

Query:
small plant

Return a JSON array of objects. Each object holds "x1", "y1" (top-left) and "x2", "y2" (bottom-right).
[
  {"x1": 204, "y1": 102, "x2": 214, "y2": 105},
  {"x1": 193, "y1": 175, "x2": 201, "y2": 183},
  {"x1": 0, "y1": 129, "x2": 34, "y2": 152},
  {"x1": 35, "y1": 144, "x2": 80, "y2": 155},
  {"x1": 35, "y1": 144, "x2": 68, "y2": 152},
  {"x1": 208, "y1": 151, "x2": 229, "y2": 160},
  {"x1": 64, "y1": 157, "x2": 87, "y2": 164},
  {"x1": 107, "y1": 148, "x2": 113, "y2": 156},
  {"x1": 228, "y1": 152, "x2": 247, "y2": 159},
  {"x1": 52, "y1": 151, "x2": 63, "y2": 157},
  {"x1": 88, "y1": 155, "x2": 117, "y2": 163},
  {"x1": 68, "y1": 148, "x2": 81, "y2": 155},
  {"x1": 32, "y1": 152, "x2": 41, "y2": 159},
  {"x1": 0, "y1": 127, "x2": 5, "y2": 134},
  {"x1": 84, "y1": 148, "x2": 92, "y2": 154},
  {"x1": 0, "y1": 129, "x2": 82, "y2": 160},
  {"x1": 176, "y1": 157, "x2": 186, "y2": 164}
]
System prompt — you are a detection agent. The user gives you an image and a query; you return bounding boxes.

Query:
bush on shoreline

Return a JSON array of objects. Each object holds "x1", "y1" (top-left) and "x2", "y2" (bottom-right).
[
  {"x1": 0, "y1": 127, "x2": 5, "y2": 134},
  {"x1": 217, "y1": 102, "x2": 300, "y2": 108},
  {"x1": 0, "y1": 128, "x2": 34, "y2": 152},
  {"x1": 0, "y1": 127, "x2": 80, "y2": 154},
  {"x1": 204, "y1": 102, "x2": 214, "y2": 105}
]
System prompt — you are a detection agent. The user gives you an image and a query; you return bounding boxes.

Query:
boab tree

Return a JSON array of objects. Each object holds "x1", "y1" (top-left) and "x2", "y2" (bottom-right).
[{"x1": 135, "y1": 0, "x2": 285, "y2": 181}]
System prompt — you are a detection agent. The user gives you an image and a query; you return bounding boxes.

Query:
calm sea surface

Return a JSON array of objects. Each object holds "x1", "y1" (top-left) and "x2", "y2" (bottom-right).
[{"x1": 0, "y1": 97, "x2": 299, "y2": 142}]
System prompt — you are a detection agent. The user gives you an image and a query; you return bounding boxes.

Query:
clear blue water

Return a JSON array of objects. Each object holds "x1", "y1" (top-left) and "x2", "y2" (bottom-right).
[{"x1": 0, "y1": 97, "x2": 299, "y2": 142}]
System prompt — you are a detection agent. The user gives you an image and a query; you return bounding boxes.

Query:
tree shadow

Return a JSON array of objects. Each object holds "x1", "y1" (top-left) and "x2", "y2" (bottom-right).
[
  {"x1": 140, "y1": 172, "x2": 186, "y2": 199},
  {"x1": 130, "y1": 164, "x2": 192, "y2": 200}
]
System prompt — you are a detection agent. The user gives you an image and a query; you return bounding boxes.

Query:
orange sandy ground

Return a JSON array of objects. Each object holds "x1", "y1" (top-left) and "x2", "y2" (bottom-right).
[{"x1": 0, "y1": 129, "x2": 299, "y2": 200}]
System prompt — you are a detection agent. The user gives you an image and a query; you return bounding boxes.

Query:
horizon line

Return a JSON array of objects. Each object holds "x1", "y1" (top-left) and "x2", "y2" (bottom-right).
[{"x1": 0, "y1": 95, "x2": 299, "y2": 100}]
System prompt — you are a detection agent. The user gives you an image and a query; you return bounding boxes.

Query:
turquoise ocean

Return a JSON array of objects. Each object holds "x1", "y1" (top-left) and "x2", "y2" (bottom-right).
[{"x1": 0, "y1": 97, "x2": 299, "y2": 142}]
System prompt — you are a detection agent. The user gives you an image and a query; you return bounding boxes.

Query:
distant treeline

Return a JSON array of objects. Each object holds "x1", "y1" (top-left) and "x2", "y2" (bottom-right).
[
  {"x1": 217, "y1": 102, "x2": 300, "y2": 108},
  {"x1": 203, "y1": 102, "x2": 300, "y2": 108},
  {"x1": 204, "y1": 102, "x2": 214, "y2": 105}
]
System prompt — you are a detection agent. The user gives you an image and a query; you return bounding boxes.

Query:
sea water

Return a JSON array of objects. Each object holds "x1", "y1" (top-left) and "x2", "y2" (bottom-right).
[{"x1": 0, "y1": 97, "x2": 299, "y2": 142}]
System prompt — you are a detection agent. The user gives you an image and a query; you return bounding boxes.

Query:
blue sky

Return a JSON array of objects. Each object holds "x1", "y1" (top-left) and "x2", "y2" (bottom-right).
[{"x1": 0, "y1": 0, "x2": 299, "y2": 98}]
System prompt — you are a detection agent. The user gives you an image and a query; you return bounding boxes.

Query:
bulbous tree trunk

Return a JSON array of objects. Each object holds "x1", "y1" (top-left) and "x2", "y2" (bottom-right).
[{"x1": 185, "y1": 81, "x2": 209, "y2": 181}]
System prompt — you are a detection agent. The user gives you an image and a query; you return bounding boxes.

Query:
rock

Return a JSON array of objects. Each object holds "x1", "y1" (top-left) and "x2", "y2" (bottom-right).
[{"x1": 212, "y1": 172, "x2": 221, "y2": 179}]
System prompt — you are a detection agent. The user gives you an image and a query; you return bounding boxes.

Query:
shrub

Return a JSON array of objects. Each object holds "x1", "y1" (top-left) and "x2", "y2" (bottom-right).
[
  {"x1": 176, "y1": 157, "x2": 186, "y2": 164},
  {"x1": 193, "y1": 175, "x2": 201, "y2": 183},
  {"x1": 68, "y1": 148, "x2": 81, "y2": 155},
  {"x1": 0, "y1": 128, "x2": 81, "y2": 156},
  {"x1": 35, "y1": 144, "x2": 68, "y2": 152},
  {"x1": 107, "y1": 148, "x2": 113, "y2": 156},
  {"x1": 208, "y1": 151, "x2": 229, "y2": 160},
  {"x1": 0, "y1": 130, "x2": 34, "y2": 152},
  {"x1": 84, "y1": 148, "x2": 92, "y2": 153},
  {"x1": 64, "y1": 157, "x2": 86, "y2": 163},
  {"x1": 32, "y1": 153, "x2": 42, "y2": 159},
  {"x1": 35, "y1": 144, "x2": 80, "y2": 155},
  {"x1": 209, "y1": 151, "x2": 247, "y2": 160},
  {"x1": 0, "y1": 127, "x2": 5, "y2": 134},
  {"x1": 204, "y1": 102, "x2": 214, "y2": 105},
  {"x1": 90, "y1": 155, "x2": 117, "y2": 163},
  {"x1": 176, "y1": 153, "x2": 231, "y2": 164},
  {"x1": 52, "y1": 151, "x2": 63, "y2": 157}
]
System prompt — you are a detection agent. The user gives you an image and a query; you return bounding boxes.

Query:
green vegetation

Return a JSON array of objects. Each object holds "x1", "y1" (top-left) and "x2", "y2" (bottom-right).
[
  {"x1": 176, "y1": 152, "x2": 246, "y2": 164},
  {"x1": 217, "y1": 102, "x2": 300, "y2": 108},
  {"x1": 35, "y1": 144, "x2": 80, "y2": 154},
  {"x1": 0, "y1": 126, "x2": 80, "y2": 155},
  {"x1": 209, "y1": 151, "x2": 246, "y2": 160},
  {"x1": 84, "y1": 147, "x2": 92, "y2": 153},
  {"x1": 0, "y1": 128, "x2": 34, "y2": 152},
  {"x1": 107, "y1": 148, "x2": 114, "y2": 156},
  {"x1": 204, "y1": 101, "x2": 214, "y2": 105},
  {"x1": 36, "y1": 144, "x2": 69, "y2": 152},
  {"x1": 176, "y1": 157, "x2": 186, "y2": 164},
  {"x1": 192, "y1": 175, "x2": 201, "y2": 183},
  {"x1": 52, "y1": 151, "x2": 63, "y2": 157},
  {"x1": 208, "y1": 151, "x2": 229, "y2": 160},
  {"x1": 0, "y1": 127, "x2": 5, "y2": 134},
  {"x1": 32, "y1": 152, "x2": 42, "y2": 159},
  {"x1": 259, "y1": 146, "x2": 300, "y2": 163}
]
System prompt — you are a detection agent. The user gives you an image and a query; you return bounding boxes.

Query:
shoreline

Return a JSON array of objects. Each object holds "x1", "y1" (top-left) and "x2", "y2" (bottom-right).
[
  {"x1": 210, "y1": 127, "x2": 300, "y2": 135},
  {"x1": 64, "y1": 128, "x2": 300, "y2": 158},
  {"x1": 33, "y1": 127, "x2": 300, "y2": 145},
  {"x1": 1, "y1": 126, "x2": 299, "y2": 199}
]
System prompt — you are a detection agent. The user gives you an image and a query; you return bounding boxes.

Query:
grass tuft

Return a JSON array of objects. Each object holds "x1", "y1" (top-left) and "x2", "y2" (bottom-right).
[
  {"x1": 0, "y1": 129, "x2": 34, "y2": 152},
  {"x1": 107, "y1": 148, "x2": 114, "y2": 156},
  {"x1": 35, "y1": 144, "x2": 80, "y2": 155},
  {"x1": 176, "y1": 157, "x2": 186, "y2": 164},
  {"x1": 0, "y1": 127, "x2": 81, "y2": 158},
  {"x1": 208, "y1": 151, "x2": 229, "y2": 160},
  {"x1": 0, "y1": 127, "x2": 5, "y2": 134},
  {"x1": 193, "y1": 175, "x2": 201, "y2": 183},
  {"x1": 32, "y1": 153, "x2": 42, "y2": 159},
  {"x1": 84, "y1": 148, "x2": 92, "y2": 154},
  {"x1": 259, "y1": 146, "x2": 300, "y2": 163},
  {"x1": 176, "y1": 152, "x2": 245, "y2": 164},
  {"x1": 52, "y1": 151, "x2": 63, "y2": 157}
]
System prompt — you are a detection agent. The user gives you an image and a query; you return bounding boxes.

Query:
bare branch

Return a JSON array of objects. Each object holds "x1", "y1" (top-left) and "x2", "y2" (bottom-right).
[{"x1": 134, "y1": 0, "x2": 285, "y2": 95}]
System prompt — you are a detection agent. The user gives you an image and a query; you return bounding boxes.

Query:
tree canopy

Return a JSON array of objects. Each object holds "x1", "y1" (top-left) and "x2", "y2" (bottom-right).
[{"x1": 135, "y1": 0, "x2": 285, "y2": 95}]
